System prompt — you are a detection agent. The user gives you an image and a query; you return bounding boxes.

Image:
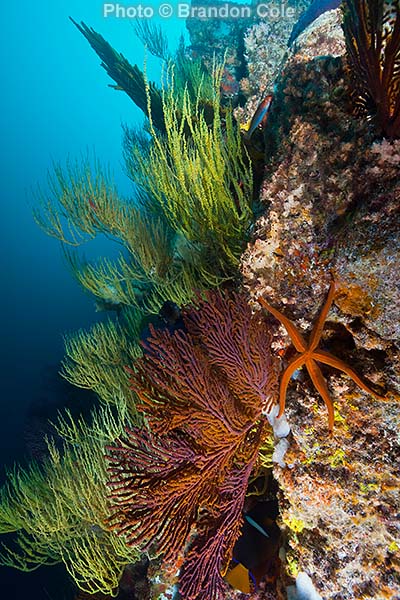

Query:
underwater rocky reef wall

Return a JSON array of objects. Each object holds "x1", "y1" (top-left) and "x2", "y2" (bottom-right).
[
  {"x1": 1, "y1": 3, "x2": 398, "y2": 600},
  {"x1": 239, "y1": 7, "x2": 400, "y2": 599}
]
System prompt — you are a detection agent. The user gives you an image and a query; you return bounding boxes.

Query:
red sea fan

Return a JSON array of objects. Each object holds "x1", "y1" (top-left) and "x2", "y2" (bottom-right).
[
  {"x1": 342, "y1": 0, "x2": 400, "y2": 138},
  {"x1": 106, "y1": 290, "x2": 279, "y2": 600}
]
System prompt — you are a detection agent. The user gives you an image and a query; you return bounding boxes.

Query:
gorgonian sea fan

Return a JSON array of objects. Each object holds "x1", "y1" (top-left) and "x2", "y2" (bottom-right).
[
  {"x1": 342, "y1": 0, "x2": 400, "y2": 138},
  {"x1": 106, "y1": 290, "x2": 279, "y2": 600}
]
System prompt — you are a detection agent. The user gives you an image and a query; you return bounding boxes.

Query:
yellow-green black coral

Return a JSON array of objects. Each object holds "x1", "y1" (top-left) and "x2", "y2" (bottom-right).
[{"x1": 0, "y1": 403, "x2": 137, "y2": 596}]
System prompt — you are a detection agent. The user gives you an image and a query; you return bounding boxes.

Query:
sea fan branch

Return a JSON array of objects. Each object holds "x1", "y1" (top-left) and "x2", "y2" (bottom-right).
[{"x1": 106, "y1": 291, "x2": 278, "y2": 599}]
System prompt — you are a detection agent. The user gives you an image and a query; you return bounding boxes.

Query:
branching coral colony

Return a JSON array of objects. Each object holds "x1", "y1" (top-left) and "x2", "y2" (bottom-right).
[
  {"x1": 107, "y1": 291, "x2": 279, "y2": 599},
  {"x1": 2, "y1": 1, "x2": 399, "y2": 597},
  {"x1": 0, "y1": 402, "x2": 139, "y2": 595},
  {"x1": 34, "y1": 63, "x2": 253, "y2": 313}
]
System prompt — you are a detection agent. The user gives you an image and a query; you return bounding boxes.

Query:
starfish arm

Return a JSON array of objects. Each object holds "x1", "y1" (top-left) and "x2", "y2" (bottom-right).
[
  {"x1": 312, "y1": 349, "x2": 386, "y2": 400},
  {"x1": 309, "y1": 280, "x2": 336, "y2": 351},
  {"x1": 277, "y1": 354, "x2": 307, "y2": 418},
  {"x1": 305, "y1": 358, "x2": 335, "y2": 432},
  {"x1": 258, "y1": 297, "x2": 307, "y2": 352}
]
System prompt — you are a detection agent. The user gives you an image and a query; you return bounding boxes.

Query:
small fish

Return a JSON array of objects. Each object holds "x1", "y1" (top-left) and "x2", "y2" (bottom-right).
[
  {"x1": 225, "y1": 499, "x2": 281, "y2": 593},
  {"x1": 244, "y1": 513, "x2": 270, "y2": 538},
  {"x1": 288, "y1": 0, "x2": 341, "y2": 47},
  {"x1": 243, "y1": 94, "x2": 273, "y2": 140},
  {"x1": 225, "y1": 560, "x2": 254, "y2": 594}
]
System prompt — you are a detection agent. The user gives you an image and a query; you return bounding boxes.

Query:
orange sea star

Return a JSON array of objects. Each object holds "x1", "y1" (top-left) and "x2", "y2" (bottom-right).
[{"x1": 258, "y1": 281, "x2": 385, "y2": 432}]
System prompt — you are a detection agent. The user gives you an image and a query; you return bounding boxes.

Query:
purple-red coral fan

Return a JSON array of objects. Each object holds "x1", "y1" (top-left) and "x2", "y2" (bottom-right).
[{"x1": 106, "y1": 290, "x2": 279, "y2": 600}]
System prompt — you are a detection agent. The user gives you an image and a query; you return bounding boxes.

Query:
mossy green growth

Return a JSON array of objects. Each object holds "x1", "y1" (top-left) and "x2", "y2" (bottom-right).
[
  {"x1": 0, "y1": 402, "x2": 138, "y2": 595},
  {"x1": 258, "y1": 427, "x2": 275, "y2": 470},
  {"x1": 34, "y1": 159, "x2": 200, "y2": 313},
  {"x1": 329, "y1": 448, "x2": 346, "y2": 468},
  {"x1": 283, "y1": 514, "x2": 307, "y2": 534},
  {"x1": 286, "y1": 551, "x2": 300, "y2": 577},
  {"x1": 359, "y1": 481, "x2": 380, "y2": 495},
  {"x1": 333, "y1": 402, "x2": 348, "y2": 429}
]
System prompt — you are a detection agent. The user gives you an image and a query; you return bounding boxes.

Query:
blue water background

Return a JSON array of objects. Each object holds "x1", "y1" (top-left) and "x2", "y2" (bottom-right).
[{"x1": 0, "y1": 1, "x2": 185, "y2": 597}]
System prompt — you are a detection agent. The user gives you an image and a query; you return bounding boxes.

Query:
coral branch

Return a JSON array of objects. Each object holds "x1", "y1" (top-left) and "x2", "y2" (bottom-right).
[
  {"x1": 70, "y1": 19, "x2": 165, "y2": 131},
  {"x1": 106, "y1": 290, "x2": 278, "y2": 599}
]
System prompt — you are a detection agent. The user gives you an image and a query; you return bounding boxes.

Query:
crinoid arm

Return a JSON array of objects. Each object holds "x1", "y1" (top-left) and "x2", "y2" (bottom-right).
[{"x1": 342, "y1": 0, "x2": 400, "y2": 138}]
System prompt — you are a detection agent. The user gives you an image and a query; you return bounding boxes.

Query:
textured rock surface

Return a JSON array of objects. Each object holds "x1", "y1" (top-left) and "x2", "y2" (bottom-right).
[
  {"x1": 186, "y1": 0, "x2": 255, "y2": 103},
  {"x1": 240, "y1": 9, "x2": 400, "y2": 600},
  {"x1": 242, "y1": 1, "x2": 307, "y2": 97},
  {"x1": 293, "y1": 8, "x2": 345, "y2": 59}
]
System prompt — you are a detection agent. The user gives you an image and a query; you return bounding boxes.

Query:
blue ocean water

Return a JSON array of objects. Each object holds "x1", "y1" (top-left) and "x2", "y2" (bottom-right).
[{"x1": 0, "y1": 2, "x2": 185, "y2": 597}]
